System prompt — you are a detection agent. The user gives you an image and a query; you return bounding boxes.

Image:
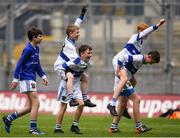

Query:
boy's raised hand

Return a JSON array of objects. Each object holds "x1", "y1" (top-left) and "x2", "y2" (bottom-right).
[
  {"x1": 160, "y1": 19, "x2": 166, "y2": 24},
  {"x1": 157, "y1": 18, "x2": 166, "y2": 27},
  {"x1": 81, "y1": 6, "x2": 87, "y2": 16}
]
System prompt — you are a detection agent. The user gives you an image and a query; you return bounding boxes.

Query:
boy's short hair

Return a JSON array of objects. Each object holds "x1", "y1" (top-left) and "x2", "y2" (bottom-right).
[
  {"x1": 137, "y1": 22, "x2": 149, "y2": 31},
  {"x1": 66, "y1": 24, "x2": 79, "y2": 36},
  {"x1": 27, "y1": 27, "x2": 42, "y2": 41},
  {"x1": 148, "y1": 50, "x2": 160, "y2": 63},
  {"x1": 78, "y1": 45, "x2": 92, "y2": 55}
]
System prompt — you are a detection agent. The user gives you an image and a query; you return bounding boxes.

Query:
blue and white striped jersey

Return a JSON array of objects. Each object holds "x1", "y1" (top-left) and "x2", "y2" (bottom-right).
[
  {"x1": 13, "y1": 42, "x2": 46, "y2": 82},
  {"x1": 54, "y1": 15, "x2": 84, "y2": 71},
  {"x1": 70, "y1": 61, "x2": 90, "y2": 78},
  {"x1": 117, "y1": 54, "x2": 144, "y2": 75},
  {"x1": 115, "y1": 25, "x2": 158, "y2": 58},
  {"x1": 113, "y1": 25, "x2": 158, "y2": 75}
]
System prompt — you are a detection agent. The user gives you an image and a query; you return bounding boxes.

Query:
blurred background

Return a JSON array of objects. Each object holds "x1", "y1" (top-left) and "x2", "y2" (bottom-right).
[{"x1": 0, "y1": 0, "x2": 180, "y2": 95}]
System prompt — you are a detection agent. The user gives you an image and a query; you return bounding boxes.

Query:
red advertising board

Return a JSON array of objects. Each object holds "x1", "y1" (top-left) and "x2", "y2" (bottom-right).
[{"x1": 0, "y1": 91, "x2": 179, "y2": 118}]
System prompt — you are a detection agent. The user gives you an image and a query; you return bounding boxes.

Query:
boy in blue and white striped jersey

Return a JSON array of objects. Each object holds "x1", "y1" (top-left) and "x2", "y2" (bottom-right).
[
  {"x1": 54, "y1": 6, "x2": 88, "y2": 106},
  {"x1": 107, "y1": 19, "x2": 166, "y2": 116},
  {"x1": 54, "y1": 45, "x2": 94, "y2": 134},
  {"x1": 2, "y1": 27, "x2": 49, "y2": 135},
  {"x1": 108, "y1": 51, "x2": 160, "y2": 134}
]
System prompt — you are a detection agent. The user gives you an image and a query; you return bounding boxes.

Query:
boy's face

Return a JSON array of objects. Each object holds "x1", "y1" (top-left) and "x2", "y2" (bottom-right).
[
  {"x1": 146, "y1": 55, "x2": 156, "y2": 65},
  {"x1": 33, "y1": 34, "x2": 43, "y2": 44},
  {"x1": 69, "y1": 29, "x2": 80, "y2": 41},
  {"x1": 80, "y1": 49, "x2": 92, "y2": 62}
]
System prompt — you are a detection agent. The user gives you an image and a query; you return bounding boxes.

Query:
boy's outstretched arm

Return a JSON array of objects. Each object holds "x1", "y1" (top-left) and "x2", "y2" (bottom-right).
[
  {"x1": 80, "y1": 6, "x2": 87, "y2": 17},
  {"x1": 74, "y1": 6, "x2": 88, "y2": 26},
  {"x1": 139, "y1": 18, "x2": 166, "y2": 39},
  {"x1": 156, "y1": 18, "x2": 166, "y2": 28}
]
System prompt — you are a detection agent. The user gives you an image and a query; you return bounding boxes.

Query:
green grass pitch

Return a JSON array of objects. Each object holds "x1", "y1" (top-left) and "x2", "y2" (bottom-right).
[{"x1": 0, "y1": 113, "x2": 180, "y2": 137}]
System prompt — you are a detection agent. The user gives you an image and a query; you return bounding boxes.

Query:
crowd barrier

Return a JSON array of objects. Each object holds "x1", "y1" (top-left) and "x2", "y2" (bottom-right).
[{"x1": 0, "y1": 91, "x2": 179, "y2": 118}]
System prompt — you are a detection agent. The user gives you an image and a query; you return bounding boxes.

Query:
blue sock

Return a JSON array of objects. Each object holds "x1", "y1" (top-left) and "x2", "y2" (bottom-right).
[
  {"x1": 72, "y1": 120, "x2": 78, "y2": 126},
  {"x1": 111, "y1": 123, "x2": 118, "y2": 128},
  {"x1": 110, "y1": 98, "x2": 117, "y2": 106},
  {"x1": 30, "y1": 120, "x2": 37, "y2": 130},
  {"x1": 82, "y1": 93, "x2": 88, "y2": 101},
  {"x1": 136, "y1": 121, "x2": 142, "y2": 129},
  {"x1": 7, "y1": 111, "x2": 18, "y2": 122},
  {"x1": 55, "y1": 124, "x2": 61, "y2": 130}
]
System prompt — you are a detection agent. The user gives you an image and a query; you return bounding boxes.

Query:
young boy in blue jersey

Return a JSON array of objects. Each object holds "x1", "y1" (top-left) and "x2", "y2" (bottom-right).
[
  {"x1": 2, "y1": 27, "x2": 49, "y2": 135},
  {"x1": 108, "y1": 51, "x2": 160, "y2": 134},
  {"x1": 107, "y1": 19, "x2": 166, "y2": 116},
  {"x1": 54, "y1": 6, "x2": 95, "y2": 107}
]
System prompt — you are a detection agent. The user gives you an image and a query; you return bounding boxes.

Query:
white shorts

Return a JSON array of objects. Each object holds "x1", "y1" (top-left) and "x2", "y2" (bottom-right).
[
  {"x1": 57, "y1": 78, "x2": 83, "y2": 103},
  {"x1": 112, "y1": 56, "x2": 132, "y2": 87},
  {"x1": 54, "y1": 68, "x2": 66, "y2": 80},
  {"x1": 19, "y1": 80, "x2": 37, "y2": 93},
  {"x1": 114, "y1": 75, "x2": 133, "y2": 90},
  {"x1": 54, "y1": 56, "x2": 66, "y2": 80},
  {"x1": 112, "y1": 57, "x2": 134, "y2": 95},
  {"x1": 114, "y1": 75, "x2": 135, "y2": 96}
]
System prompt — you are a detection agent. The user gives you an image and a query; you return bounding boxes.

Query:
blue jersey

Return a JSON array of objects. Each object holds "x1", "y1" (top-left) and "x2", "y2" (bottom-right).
[{"x1": 13, "y1": 42, "x2": 46, "y2": 81}]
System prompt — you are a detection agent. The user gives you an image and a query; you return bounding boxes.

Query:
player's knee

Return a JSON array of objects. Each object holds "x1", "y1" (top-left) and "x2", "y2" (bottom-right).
[
  {"x1": 79, "y1": 103, "x2": 84, "y2": 107},
  {"x1": 120, "y1": 102, "x2": 127, "y2": 109},
  {"x1": 134, "y1": 96, "x2": 141, "y2": 105},
  {"x1": 121, "y1": 76, "x2": 128, "y2": 84},
  {"x1": 61, "y1": 102, "x2": 67, "y2": 108},
  {"x1": 25, "y1": 102, "x2": 32, "y2": 113},
  {"x1": 66, "y1": 72, "x2": 74, "y2": 81},
  {"x1": 35, "y1": 101, "x2": 40, "y2": 109},
  {"x1": 78, "y1": 101, "x2": 84, "y2": 106},
  {"x1": 81, "y1": 73, "x2": 89, "y2": 82},
  {"x1": 37, "y1": 100, "x2": 40, "y2": 107},
  {"x1": 78, "y1": 105, "x2": 84, "y2": 112},
  {"x1": 60, "y1": 103, "x2": 67, "y2": 112},
  {"x1": 27, "y1": 107, "x2": 32, "y2": 113},
  {"x1": 32, "y1": 99, "x2": 40, "y2": 108}
]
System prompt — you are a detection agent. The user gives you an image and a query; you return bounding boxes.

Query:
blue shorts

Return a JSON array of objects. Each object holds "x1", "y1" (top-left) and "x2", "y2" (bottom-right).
[{"x1": 119, "y1": 87, "x2": 135, "y2": 96}]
